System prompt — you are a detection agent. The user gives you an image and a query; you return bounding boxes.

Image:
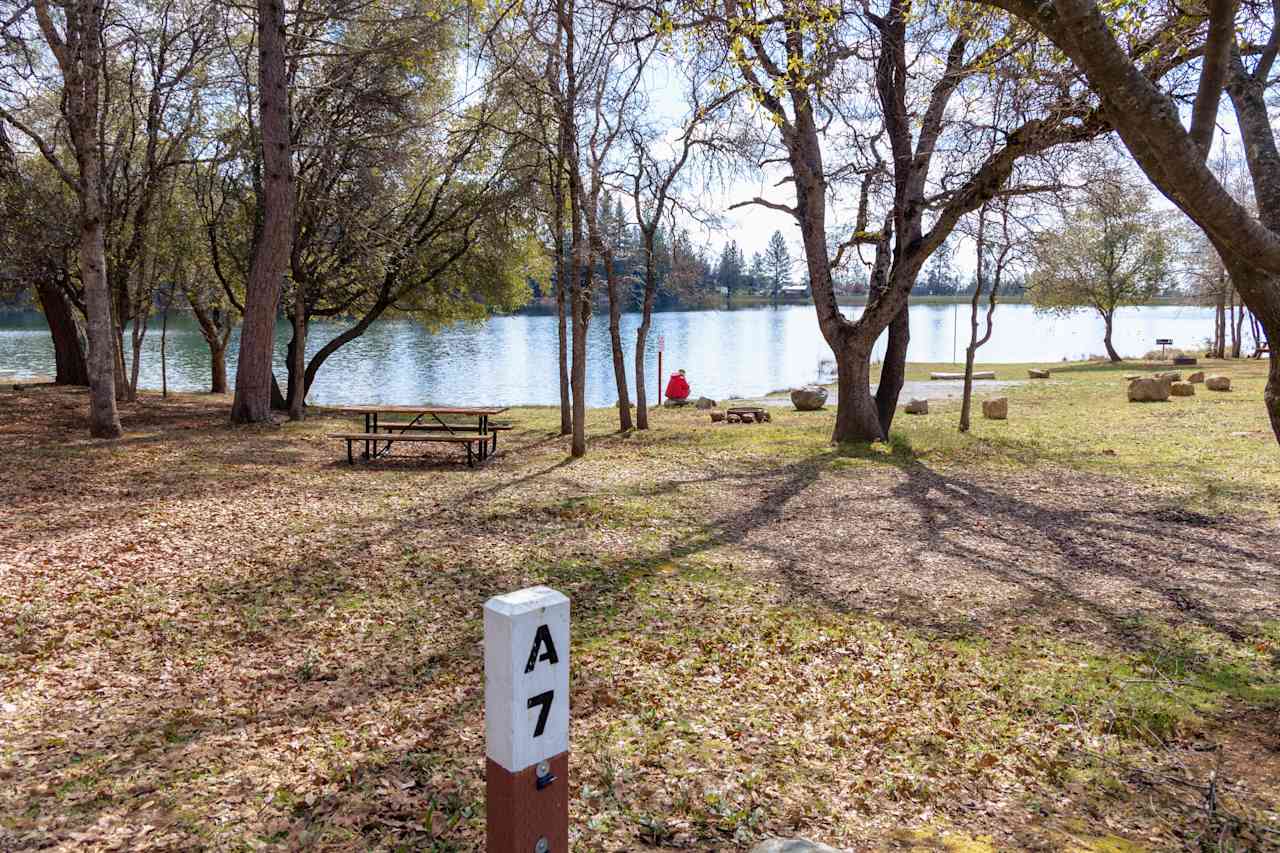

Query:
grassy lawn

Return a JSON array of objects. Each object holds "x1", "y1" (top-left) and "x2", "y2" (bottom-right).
[{"x1": 0, "y1": 359, "x2": 1277, "y2": 851}]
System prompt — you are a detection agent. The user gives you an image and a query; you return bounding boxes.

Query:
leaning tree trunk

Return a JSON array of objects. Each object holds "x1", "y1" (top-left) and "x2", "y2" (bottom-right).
[
  {"x1": 875, "y1": 304, "x2": 910, "y2": 435},
  {"x1": 1102, "y1": 312, "x2": 1121, "y2": 362},
  {"x1": 271, "y1": 374, "x2": 288, "y2": 411},
  {"x1": 35, "y1": 279, "x2": 89, "y2": 386},
  {"x1": 300, "y1": 299, "x2": 391, "y2": 398},
  {"x1": 231, "y1": 0, "x2": 291, "y2": 425},
  {"x1": 1223, "y1": 264, "x2": 1280, "y2": 443}
]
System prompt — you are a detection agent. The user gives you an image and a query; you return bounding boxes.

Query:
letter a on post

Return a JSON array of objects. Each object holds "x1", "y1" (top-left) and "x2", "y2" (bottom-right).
[{"x1": 484, "y1": 586, "x2": 570, "y2": 773}]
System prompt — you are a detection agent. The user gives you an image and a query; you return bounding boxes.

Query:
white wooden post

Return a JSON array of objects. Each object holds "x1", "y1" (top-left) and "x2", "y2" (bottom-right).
[{"x1": 484, "y1": 586, "x2": 570, "y2": 851}]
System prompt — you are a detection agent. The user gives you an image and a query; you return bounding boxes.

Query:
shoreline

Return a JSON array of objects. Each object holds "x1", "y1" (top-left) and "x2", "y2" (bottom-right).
[
  {"x1": 516, "y1": 293, "x2": 1208, "y2": 313},
  {"x1": 5, "y1": 358, "x2": 1220, "y2": 410}
]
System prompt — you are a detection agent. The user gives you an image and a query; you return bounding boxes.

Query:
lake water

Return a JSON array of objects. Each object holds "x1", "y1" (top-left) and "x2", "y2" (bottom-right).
[{"x1": 0, "y1": 303, "x2": 1217, "y2": 406}]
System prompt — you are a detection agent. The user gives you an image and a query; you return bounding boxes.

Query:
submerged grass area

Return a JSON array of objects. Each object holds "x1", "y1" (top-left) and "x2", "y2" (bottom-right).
[{"x1": 0, "y1": 362, "x2": 1277, "y2": 851}]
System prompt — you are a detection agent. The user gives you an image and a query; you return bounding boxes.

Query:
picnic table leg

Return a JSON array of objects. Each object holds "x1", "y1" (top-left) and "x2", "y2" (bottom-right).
[
  {"x1": 362, "y1": 414, "x2": 371, "y2": 459},
  {"x1": 347, "y1": 439, "x2": 354, "y2": 465},
  {"x1": 377, "y1": 412, "x2": 392, "y2": 458}
]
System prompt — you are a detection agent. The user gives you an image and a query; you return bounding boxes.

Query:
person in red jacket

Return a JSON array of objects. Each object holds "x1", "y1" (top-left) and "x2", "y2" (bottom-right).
[{"x1": 665, "y1": 369, "x2": 690, "y2": 401}]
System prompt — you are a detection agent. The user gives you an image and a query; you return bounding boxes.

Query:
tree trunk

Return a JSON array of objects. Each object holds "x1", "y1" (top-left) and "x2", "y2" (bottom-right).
[
  {"x1": 112, "y1": 318, "x2": 128, "y2": 402},
  {"x1": 1214, "y1": 287, "x2": 1227, "y2": 358},
  {"x1": 300, "y1": 303, "x2": 388, "y2": 397},
  {"x1": 288, "y1": 291, "x2": 306, "y2": 421},
  {"x1": 1102, "y1": 312, "x2": 1121, "y2": 361},
  {"x1": 271, "y1": 373, "x2": 288, "y2": 411},
  {"x1": 960, "y1": 210, "x2": 1003, "y2": 432},
  {"x1": 606, "y1": 264, "x2": 632, "y2": 431},
  {"x1": 231, "y1": 0, "x2": 291, "y2": 425},
  {"x1": 557, "y1": 267, "x2": 572, "y2": 435},
  {"x1": 1224, "y1": 264, "x2": 1280, "y2": 442},
  {"x1": 80, "y1": 198, "x2": 123, "y2": 437},
  {"x1": 959, "y1": 344, "x2": 978, "y2": 432},
  {"x1": 1267, "y1": 345, "x2": 1280, "y2": 441},
  {"x1": 284, "y1": 326, "x2": 300, "y2": 410},
  {"x1": 34, "y1": 279, "x2": 89, "y2": 386},
  {"x1": 832, "y1": 335, "x2": 885, "y2": 442},
  {"x1": 875, "y1": 304, "x2": 910, "y2": 434},
  {"x1": 634, "y1": 238, "x2": 657, "y2": 430},
  {"x1": 1230, "y1": 290, "x2": 1243, "y2": 358},
  {"x1": 960, "y1": 292, "x2": 982, "y2": 434},
  {"x1": 31, "y1": 0, "x2": 118, "y2": 434},
  {"x1": 570, "y1": 282, "x2": 588, "y2": 457},
  {"x1": 210, "y1": 340, "x2": 228, "y2": 394},
  {"x1": 160, "y1": 294, "x2": 169, "y2": 398},
  {"x1": 1234, "y1": 307, "x2": 1247, "y2": 359},
  {"x1": 128, "y1": 318, "x2": 145, "y2": 402}
]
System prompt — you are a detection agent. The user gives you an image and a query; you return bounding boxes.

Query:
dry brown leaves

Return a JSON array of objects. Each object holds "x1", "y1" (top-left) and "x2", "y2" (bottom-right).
[{"x1": 0, "y1": 387, "x2": 1276, "y2": 851}]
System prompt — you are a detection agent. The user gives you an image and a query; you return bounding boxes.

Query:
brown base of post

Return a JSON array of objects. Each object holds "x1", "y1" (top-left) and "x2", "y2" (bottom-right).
[{"x1": 486, "y1": 751, "x2": 569, "y2": 852}]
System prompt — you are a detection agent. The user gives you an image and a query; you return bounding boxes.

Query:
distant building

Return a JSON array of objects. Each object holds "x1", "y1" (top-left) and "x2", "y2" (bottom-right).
[{"x1": 780, "y1": 284, "x2": 810, "y2": 297}]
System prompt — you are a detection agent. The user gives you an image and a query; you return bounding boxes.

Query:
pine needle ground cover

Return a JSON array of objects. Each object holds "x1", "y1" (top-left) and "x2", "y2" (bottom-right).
[{"x1": 1, "y1": 360, "x2": 1276, "y2": 851}]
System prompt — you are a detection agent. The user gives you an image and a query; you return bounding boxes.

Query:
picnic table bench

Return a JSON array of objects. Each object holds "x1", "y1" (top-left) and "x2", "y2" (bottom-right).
[
  {"x1": 328, "y1": 432, "x2": 492, "y2": 466},
  {"x1": 328, "y1": 405, "x2": 509, "y2": 467},
  {"x1": 1254, "y1": 342, "x2": 1272, "y2": 359}
]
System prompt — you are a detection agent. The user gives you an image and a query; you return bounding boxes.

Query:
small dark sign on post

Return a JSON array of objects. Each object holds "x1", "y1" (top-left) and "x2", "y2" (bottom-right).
[
  {"x1": 1156, "y1": 338, "x2": 1173, "y2": 358},
  {"x1": 485, "y1": 586, "x2": 570, "y2": 852}
]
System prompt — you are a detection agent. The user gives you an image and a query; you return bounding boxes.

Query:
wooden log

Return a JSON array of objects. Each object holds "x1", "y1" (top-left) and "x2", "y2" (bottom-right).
[{"x1": 930, "y1": 371, "x2": 995, "y2": 380}]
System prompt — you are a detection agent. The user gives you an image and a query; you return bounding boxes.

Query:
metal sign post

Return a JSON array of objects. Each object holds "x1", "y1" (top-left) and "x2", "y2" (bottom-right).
[
  {"x1": 485, "y1": 586, "x2": 570, "y2": 852},
  {"x1": 657, "y1": 335, "x2": 665, "y2": 406},
  {"x1": 1156, "y1": 337, "x2": 1173, "y2": 359}
]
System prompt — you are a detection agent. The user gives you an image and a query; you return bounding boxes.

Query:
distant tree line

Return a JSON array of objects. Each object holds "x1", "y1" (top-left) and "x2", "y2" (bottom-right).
[{"x1": 528, "y1": 221, "x2": 807, "y2": 310}]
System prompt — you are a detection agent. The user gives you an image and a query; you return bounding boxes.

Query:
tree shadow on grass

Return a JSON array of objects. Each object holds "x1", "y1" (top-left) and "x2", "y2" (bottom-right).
[
  {"x1": 1, "y1": 444, "x2": 841, "y2": 848},
  {"x1": 741, "y1": 453, "x2": 1278, "y2": 655}
]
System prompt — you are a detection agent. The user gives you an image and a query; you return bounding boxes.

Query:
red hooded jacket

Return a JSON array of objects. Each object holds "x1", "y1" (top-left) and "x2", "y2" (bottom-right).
[{"x1": 665, "y1": 372, "x2": 690, "y2": 400}]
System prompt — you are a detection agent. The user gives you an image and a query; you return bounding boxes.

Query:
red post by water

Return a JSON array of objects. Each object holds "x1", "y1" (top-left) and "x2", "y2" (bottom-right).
[{"x1": 484, "y1": 587, "x2": 570, "y2": 852}]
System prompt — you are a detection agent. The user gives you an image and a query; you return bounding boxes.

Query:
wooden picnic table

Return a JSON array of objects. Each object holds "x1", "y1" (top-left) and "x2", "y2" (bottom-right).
[{"x1": 340, "y1": 405, "x2": 510, "y2": 465}]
